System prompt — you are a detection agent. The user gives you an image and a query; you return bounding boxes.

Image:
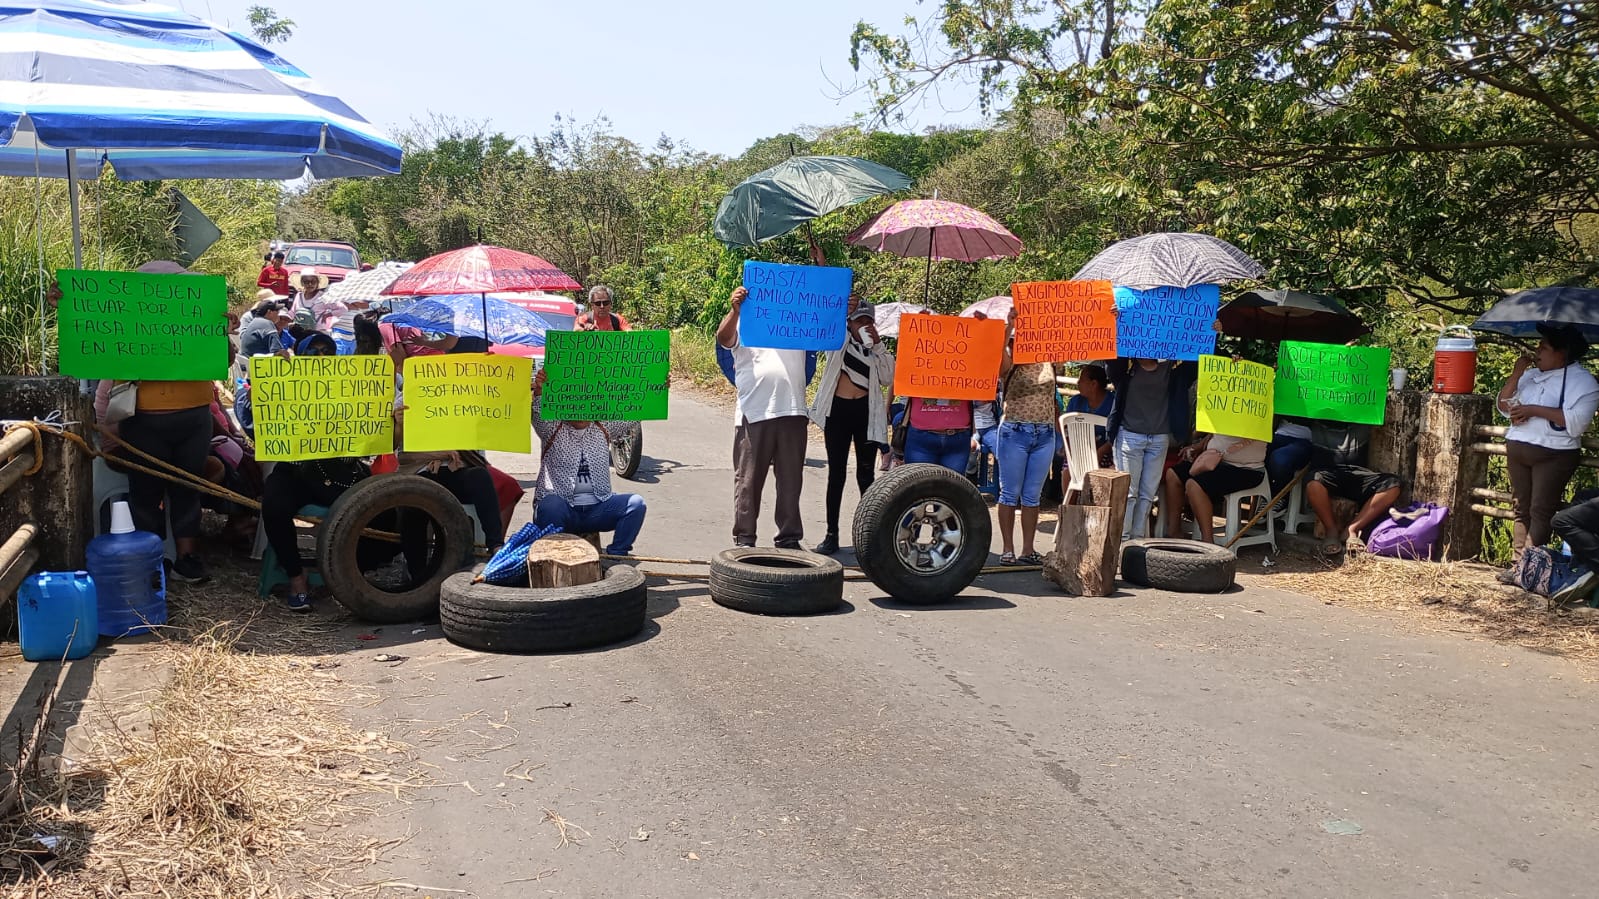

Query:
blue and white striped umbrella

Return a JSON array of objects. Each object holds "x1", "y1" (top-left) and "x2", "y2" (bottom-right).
[
  {"x1": 382, "y1": 294, "x2": 554, "y2": 346},
  {"x1": 0, "y1": 1, "x2": 402, "y2": 179},
  {"x1": 481, "y1": 522, "x2": 564, "y2": 587}
]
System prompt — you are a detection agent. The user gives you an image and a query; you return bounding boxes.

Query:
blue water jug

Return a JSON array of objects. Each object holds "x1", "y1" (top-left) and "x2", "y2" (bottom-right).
[
  {"x1": 86, "y1": 501, "x2": 167, "y2": 637},
  {"x1": 16, "y1": 571, "x2": 98, "y2": 661}
]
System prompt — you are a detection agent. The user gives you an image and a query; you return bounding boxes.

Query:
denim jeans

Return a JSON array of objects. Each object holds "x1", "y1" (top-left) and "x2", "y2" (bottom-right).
[
  {"x1": 1114, "y1": 430, "x2": 1170, "y2": 538},
  {"x1": 535, "y1": 493, "x2": 648, "y2": 555},
  {"x1": 1266, "y1": 435, "x2": 1313, "y2": 497},
  {"x1": 904, "y1": 426, "x2": 971, "y2": 473},
  {"x1": 997, "y1": 421, "x2": 1055, "y2": 508},
  {"x1": 975, "y1": 425, "x2": 1000, "y2": 494}
]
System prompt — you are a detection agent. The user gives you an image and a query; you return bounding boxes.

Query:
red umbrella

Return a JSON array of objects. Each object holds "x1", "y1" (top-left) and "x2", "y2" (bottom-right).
[
  {"x1": 381, "y1": 245, "x2": 581, "y2": 296},
  {"x1": 846, "y1": 199, "x2": 1022, "y2": 303}
]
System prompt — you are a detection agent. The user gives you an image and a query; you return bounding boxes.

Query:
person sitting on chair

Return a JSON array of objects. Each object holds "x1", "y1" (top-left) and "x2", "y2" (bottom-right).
[
  {"x1": 1161, "y1": 433, "x2": 1268, "y2": 542},
  {"x1": 1305, "y1": 421, "x2": 1404, "y2": 556},
  {"x1": 530, "y1": 368, "x2": 647, "y2": 556}
]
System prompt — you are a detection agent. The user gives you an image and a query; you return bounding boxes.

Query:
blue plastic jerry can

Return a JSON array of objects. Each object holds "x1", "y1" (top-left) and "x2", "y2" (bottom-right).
[{"x1": 17, "y1": 571, "x2": 99, "y2": 662}]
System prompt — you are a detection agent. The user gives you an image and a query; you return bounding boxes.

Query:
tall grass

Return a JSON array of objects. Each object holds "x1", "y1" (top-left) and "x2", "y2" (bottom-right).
[{"x1": 0, "y1": 176, "x2": 279, "y2": 375}]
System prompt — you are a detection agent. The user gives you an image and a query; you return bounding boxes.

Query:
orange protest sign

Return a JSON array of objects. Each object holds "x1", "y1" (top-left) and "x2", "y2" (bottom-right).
[
  {"x1": 1009, "y1": 279, "x2": 1117, "y2": 364},
  {"x1": 893, "y1": 313, "x2": 1008, "y2": 401}
]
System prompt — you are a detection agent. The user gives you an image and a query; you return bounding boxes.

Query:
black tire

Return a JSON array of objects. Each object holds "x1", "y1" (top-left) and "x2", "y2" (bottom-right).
[
  {"x1": 852, "y1": 463, "x2": 992, "y2": 604},
  {"x1": 316, "y1": 474, "x2": 474, "y2": 623},
  {"x1": 709, "y1": 548, "x2": 844, "y2": 615},
  {"x1": 612, "y1": 424, "x2": 642, "y2": 480},
  {"x1": 1119, "y1": 539, "x2": 1237, "y2": 593},
  {"x1": 439, "y1": 565, "x2": 648, "y2": 653}
]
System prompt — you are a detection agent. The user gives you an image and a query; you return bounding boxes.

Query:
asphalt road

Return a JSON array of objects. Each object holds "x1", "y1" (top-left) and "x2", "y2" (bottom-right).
[{"x1": 341, "y1": 390, "x2": 1598, "y2": 898}]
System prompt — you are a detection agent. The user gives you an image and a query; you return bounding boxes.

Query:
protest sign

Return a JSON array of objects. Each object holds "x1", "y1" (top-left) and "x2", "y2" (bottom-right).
[
  {"x1": 541, "y1": 330, "x2": 671, "y2": 421},
  {"x1": 1195, "y1": 354, "x2": 1274, "y2": 443},
  {"x1": 738, "y1": 261, "x2": 852, "y2": 350},
  {"x1": 1010, "y1": 279, "x2": 1117, "y2": 363},
  {"x1": 1113, "y1": 284, "x2": 1220, "y2": 361},
  {"x1": 892, "y1": 313, "x2": 1008, "y2": 402},
  {"x1": 249, "y1": 355, "x2": 395, "y2": 462},
  {"x1": 55, "y1": 268, "x2": 229, "y2": 380},
  {"x1": 1275, "y1": 341, "x2": 1391, "y2": 425},
  {"x1": 404, "y1": 354, "x2": 533, "y2": 453}
]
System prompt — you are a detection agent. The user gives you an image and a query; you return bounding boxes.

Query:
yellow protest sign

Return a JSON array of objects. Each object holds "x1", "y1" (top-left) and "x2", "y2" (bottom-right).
[
  {"x1": 1195, "y1": 354, "x2": 1274, "y2": 443},
  {"x1": 403, "y1": 354, "x2": 533, "y2": 453},
  {"x1": 249, "y1": 355, "x2": 395, "y2": 462}
]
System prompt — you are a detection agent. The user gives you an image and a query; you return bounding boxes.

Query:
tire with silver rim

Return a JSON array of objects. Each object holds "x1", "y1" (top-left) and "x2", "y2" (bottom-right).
[{"x1": 852, "y1": 463, "x2": 991, "y2": 604}]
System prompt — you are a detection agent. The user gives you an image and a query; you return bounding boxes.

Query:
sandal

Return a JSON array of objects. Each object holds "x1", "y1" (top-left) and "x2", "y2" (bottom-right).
[
  {"x1": 1322, "y1": 541, "x2": 1345, "y2": 558},
  {"x1": 1000, "y1": 552, "x2": 1019, "y2": 565},
  {"x1": 1018, "y1": 552, "x2": 1044, "y2": 566}
]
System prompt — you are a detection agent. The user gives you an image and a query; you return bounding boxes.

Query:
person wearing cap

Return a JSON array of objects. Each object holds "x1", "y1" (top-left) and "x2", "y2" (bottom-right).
[
  {"x1": 1496, "y1": 323, "x2": 1599, "y2": 561},
  {"x1": 238, "y1": 295, "x2": 290, "y2": 360},
  {"x1": 258, "y1": 251, "x2": 290, "y2": 297},
  {"x1": 808, "y1": 294, "x2": 894, "y2": 555}
]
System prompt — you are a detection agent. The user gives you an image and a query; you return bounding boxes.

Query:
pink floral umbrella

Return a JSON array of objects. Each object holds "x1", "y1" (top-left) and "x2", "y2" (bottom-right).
[{"x1": 846, "y1": 199, "x2": 1022, "y2": 303}]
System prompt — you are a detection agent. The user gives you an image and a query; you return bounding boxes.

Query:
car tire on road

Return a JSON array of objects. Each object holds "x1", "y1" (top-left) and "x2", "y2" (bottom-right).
[
  {"x1": 709, "y1": 548, "x2": 844, "y2": 615},
  {"x1": 439, "y1": 565, "x2": 649, "y2": 653},
  {"x1": 611, "y1": 424, "x2": 642, "y2": 480},
  {"x1": 317, "y1": 474, "x2": 474, "y2": 623},
  {"x1": 852, "y1": 463, "x2": 992, "y2": 604},
  {"x1": 1119, "y1": 539, "x2": 1237, "y2": 593}
]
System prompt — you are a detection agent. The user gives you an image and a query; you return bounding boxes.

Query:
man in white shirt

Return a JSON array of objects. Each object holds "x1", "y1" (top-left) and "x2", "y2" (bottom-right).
[{"x1": 716, "y1": 285, "x2": 810, "y2": 549}]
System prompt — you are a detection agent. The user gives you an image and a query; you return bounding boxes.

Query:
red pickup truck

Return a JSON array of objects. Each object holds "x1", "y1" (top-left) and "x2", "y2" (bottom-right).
[{"x1": 284, "y1": 239, "x2": 361, "y2": 284}]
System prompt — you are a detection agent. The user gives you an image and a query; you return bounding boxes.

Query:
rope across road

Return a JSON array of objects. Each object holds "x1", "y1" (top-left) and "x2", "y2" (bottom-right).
[{"x1": 5, "y1": 418, "x2": 1045, "y2": 578}]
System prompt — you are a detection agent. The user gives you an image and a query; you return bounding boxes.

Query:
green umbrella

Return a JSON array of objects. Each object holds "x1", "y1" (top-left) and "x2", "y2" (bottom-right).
[{"x1": 713, "y1": 155, "x2": 912, "y2": 247}]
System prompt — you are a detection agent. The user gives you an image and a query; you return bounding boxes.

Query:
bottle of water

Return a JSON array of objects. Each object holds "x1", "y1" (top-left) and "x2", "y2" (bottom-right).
[{"x1": 86, "y1": 501, "x2": 167, "y2": 637}]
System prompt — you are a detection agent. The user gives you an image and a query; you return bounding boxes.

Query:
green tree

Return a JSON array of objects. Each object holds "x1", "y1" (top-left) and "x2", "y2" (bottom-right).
[
  {"x1": 247, "y1": 6, "x2": 295, "y2": 44},
  {"x1": 851, "y1": 0, "x2": 1599, "y2": 312}
]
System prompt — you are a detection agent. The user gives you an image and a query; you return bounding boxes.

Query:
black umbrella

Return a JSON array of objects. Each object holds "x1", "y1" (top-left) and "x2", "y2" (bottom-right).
[
  {"x1": 1218, "y1": 289, "x2": 1370, "y2": 343},
  {"x1": 1471, "y1": 286, "x2": 1599, "y2": 342}
]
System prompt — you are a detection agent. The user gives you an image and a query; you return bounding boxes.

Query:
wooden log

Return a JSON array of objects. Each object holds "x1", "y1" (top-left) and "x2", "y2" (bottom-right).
[
  {"x1": 1044, "y1": 469, "x2": 1130, "y2": 597},
  {"x1": 526, "y1": 533, "x2": 601, "y2": 589},
  {"x1": 1413, "y1": 392, "x2": 1493, "y2": 560}
]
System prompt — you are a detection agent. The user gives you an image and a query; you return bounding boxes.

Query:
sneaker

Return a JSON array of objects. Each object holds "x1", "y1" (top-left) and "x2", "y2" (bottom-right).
[
  {"x1": 1496, "y1": 567, "x2": 1520, "y2": 586},
  {"x1": 815, "y1": 533, "x2": 840, "y2": 555},
  {"x1": 733, "y1": 539, "x2": 756, "y2": 548},
  {"x1": 774, "y1": 540, "x2": 804, "y2": 551},
  {"x1": 1552, "y1": 570, "x2": 1599, "y2": 606},
  {"x1": 284, "y1": 592, "x2": 313, "y2": 613},
  {"x1": 166, "y1": 553, "x2": 209, "y2": 584}
]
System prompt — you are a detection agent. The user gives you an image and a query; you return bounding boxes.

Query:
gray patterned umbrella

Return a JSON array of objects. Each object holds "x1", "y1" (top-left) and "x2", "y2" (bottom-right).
[{"x1": 1074, "y1": 232, "x2": 1265, "y2": 289}]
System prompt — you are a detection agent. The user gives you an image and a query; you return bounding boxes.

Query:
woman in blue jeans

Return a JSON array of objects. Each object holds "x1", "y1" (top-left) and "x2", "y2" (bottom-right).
[
  {"x1": 902, "y1": 397, "x2": 973, "y2": 472},
  {"x1": 1106, "y1": 358, "x2": 1199, "y2": 539},
  {"x1": 996, "y1": 357, "x2": 1060, "y2": 564}
]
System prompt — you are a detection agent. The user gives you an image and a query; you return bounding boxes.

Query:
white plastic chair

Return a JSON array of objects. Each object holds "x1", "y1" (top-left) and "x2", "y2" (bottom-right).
[
  {"x1": 1057, "y1": 412, "x2": 1108, "y2": 505},
  {"x1": 1272, "y1": 473, "x2": 1313, "y2": 535},
  {"x1": 1191, "y1": 470, "x2": 1276, "y2": 552},
  {"x1": 93, "y1": 455, "x2": 178, "y2": 560}
]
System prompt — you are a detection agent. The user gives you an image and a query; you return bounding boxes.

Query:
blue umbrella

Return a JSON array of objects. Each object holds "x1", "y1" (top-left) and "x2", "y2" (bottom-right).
[
  {"x1": 382, "y1": 294, "x2": 554, "y2": 346},
  {"x1": 1471, "y1": 287, "x2": 1599, "y2": 343},
  {"x1": 0, "y1": 2, "x2": 402, "y2": 180}
]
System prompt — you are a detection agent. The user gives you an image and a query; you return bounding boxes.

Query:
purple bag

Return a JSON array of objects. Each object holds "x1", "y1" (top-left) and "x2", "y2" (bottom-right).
[{"x1": 1367, "y1": 502, "x2": 1449, "y2": 560}]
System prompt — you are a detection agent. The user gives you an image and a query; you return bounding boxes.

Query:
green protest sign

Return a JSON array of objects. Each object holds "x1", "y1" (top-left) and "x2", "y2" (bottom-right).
[
  {"x1": 1274, "y1": 341, "x2": 1392, "y2": 425},
  {"x1": 541, "y1": 330, "x2": 671, "y2": 421},
  {"x1": 55, "y1": 268, "x2": 229, "y2": 380}
]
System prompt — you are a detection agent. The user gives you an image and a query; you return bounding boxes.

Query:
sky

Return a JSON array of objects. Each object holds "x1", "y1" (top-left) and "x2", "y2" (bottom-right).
[{"x1": 185, "y1": 0, "x2": 987, "y2": 157}]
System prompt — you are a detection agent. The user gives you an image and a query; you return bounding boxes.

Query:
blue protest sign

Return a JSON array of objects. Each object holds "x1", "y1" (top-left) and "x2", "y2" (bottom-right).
[
  {"x1": 738, "y1": 261, "x2": 852, "y2": 350},
  {"x1": 1113, "y1": 284, "x2": 1220, "y2": 361}
]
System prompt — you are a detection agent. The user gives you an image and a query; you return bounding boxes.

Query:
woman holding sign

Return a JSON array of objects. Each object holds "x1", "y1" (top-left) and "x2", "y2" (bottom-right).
[
  {"x1": 809, "y1": 299, "x2": 894, "y2": 556},
  {"x1": 995, "y1": 347, "x2": 1060, "y2": 566}
]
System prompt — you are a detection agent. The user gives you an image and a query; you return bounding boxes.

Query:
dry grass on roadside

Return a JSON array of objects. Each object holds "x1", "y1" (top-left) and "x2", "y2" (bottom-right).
[
  {"x1": 1253, "y1": 549, "x2": 1599, "y2": 673},
  {"x1": 0, "y1": 580, "x2": 415, "y2": 898}
]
